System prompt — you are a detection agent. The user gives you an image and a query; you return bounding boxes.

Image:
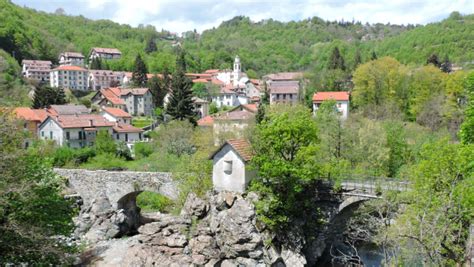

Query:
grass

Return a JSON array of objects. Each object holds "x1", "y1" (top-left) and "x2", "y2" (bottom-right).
[
  {"x1": 136, "y1": 191, "x2": 174, "y2": 212},
  {"x1": 132, "y1": 117, "x2": 154, "y2": 128}
]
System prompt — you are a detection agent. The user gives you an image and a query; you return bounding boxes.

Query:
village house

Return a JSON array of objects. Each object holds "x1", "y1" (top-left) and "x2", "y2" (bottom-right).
[
  {"x1": 101, "y1": 107, "x2": 133, "y2": 124},
  {"x1": 59, "y1": 52, "x2": 85, "y2": 66},
  {"x1": 122, "y1": 72, "x2": 162, "y2": 87},
  {"x1": 88, "y1": 70, "x2": 125, "y2": 90},
  {"x1": 268, "y1": 80, "x2": 300, "y2": 105},
  {"x1": 212, "y1": 104, "x2": 257, "y2": 145},
  {"x1": 192, "y1": 97, "x2": 210, "y2": 118},
  {"x1": 89, "y1": 47, "x2": 122, "y2": 61},
  {"x1": 14, "y1": 107, "x2": 49, "y2": 148},
  {"x1": 38, "y1": 114, "x2": 115, "y2": 148},
  {"x1": 92, "y1": 87, "x2": 154, "y2": 116},
  {"x1": 38, "y1": 114, "x2": 142, "y2": 148},
  {"x1": 312, "y1": 91, "x2": 350, "y2": 119},
  {"x1": 50, "y1": 65, "x2": 89, "y2": 91},
  {"x1": 21, "y1": 60, "x2": 52, "y2": 83},
  {"x1": 212, "y1": 85, "x2": 249, "y2": 108},
  {"x1": 210, "y1": 139, "x2": 255, "y2": 193}
]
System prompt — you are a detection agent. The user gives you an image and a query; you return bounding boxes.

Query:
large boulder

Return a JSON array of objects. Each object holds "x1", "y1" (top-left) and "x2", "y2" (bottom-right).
[{"x1": 180, "y1": 192, "x2": 209, "y2": 218}]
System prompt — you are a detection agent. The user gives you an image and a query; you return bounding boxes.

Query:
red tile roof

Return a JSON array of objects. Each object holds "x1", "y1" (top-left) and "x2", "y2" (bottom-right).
[
  {"x1": 49, "y1": 114, "x2": 115, "y2": 128},
  {"x1": 113, "y1": 123, "x2": 143, "y2": 133},
  {"x1": 193, "y1": 78, "x2": 209, "y2": 83},
  {"x1": 100, "y1": 88, "x2": 125, "y2": 105},
  {"x1": 210, "y1": 139, "x2": 253, "y2": 162},
  {"x1": 53, "y1": 65, "x2": 87, "y2": 71},
  {"x1": 103, "y1": 107, "x2": 132, "y2": 118},
  {"x1": 312, "y1": 91, "x2": 350, "y2": 102},
  {"x1": 242, "y1": 104, "x2": 258, "y2": 113},
  {"x1": 269, "y1": 81, "x2": 300, "y2": 94},
  {"x1": 197, "y1": 115, "x2": 214, "y2": 126},
  {"x1": 60, "y1": 52, "x2": 84, "y2": 58},
  {"x1": 205, "y1": 69, "x2": 220, "y2": 74},
  {"x1": 14, "y1": 107, "x2": 48, "y2": 122},
  {"x1": 211, "y1": 78, "x2": 224, "y2": 86},
  {"x1": 120, "y1": 88, "x2": 149, "y2": 96}
]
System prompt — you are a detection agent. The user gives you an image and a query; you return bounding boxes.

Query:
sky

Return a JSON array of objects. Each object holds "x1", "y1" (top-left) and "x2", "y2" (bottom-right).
[{"x1": 11, "y1": 0, "x2": 474, "y2": 34}]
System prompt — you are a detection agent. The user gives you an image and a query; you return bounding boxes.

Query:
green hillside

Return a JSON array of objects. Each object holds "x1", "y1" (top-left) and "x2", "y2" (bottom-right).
[{"x1": 0, "y1": 0, "x2": 473, "y2": 76}]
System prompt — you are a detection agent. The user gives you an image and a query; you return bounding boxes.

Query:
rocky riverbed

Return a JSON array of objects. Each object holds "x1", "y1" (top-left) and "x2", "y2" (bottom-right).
[{"x1": 73, "y1": 191, "x2": 310, "y2": 266}]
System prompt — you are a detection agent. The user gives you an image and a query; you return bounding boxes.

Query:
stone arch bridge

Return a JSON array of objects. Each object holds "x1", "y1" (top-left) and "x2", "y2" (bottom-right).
[{"x1": 54, "y1": 168, "x2": 179, "y2": 209}]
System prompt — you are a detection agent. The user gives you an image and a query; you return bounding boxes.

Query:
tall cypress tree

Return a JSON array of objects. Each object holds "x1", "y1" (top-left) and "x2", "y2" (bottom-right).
[
  {"x1": 148, "y1": 74, "x2": 167, "y2": 107},
  {"x1": 32, "y1": 85, "x2": 66, "y2": 108},
  {"x1": 256, "y1": 82, "x2": 270, "y2": 124},
  {"x1": 131, "y1": 54, "x2": 148, "y2": 87},
  {"x1": 426, "y1": 53, "x2": 441, "y2": 67},
  {"x1": 328, "y1": 46, "x2": 345, "y2": 71},
  {"x1": 440, "y1": 55, "x2": 452, "y2": 73},
  {"x1": 145, "y1": 37, "x2": 157, "y2": 54},
  {"x1": 166, "y1": 49, "x2": 196, "y2": 124},
  {"x1": 371, "y1": 51, "x2": 378, "y2": 60}
]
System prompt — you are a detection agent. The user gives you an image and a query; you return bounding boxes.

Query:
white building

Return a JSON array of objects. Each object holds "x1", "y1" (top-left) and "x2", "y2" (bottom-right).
[
  {"x1": 89, "y1": 47, "x2": 122, "y2": 61},
  {"x1": 21, "y1": 60, "x2": 52, "y2": 83},
  {"x1": 91, "y1": 87, "x2": 154, "y2": 116},
  {"x1": 88, "y1": 70, "x2": 124, "y2": 90},
  {"x1": 212, "y1": 104, "x2": 257, "y2": 145},
  {"x1": 210, "y1": 139, "x2": 255, "y2": 193},
  {"x1": 59, "y1": 52, "x2": 85, "y2": 66},
  {"x1": 101, "y1": 107, "x2": 132, "y2": 124},
  {"x1": 38, "y1": 114, "x2": 143, "y2": 148},
  {"x1": 38, "y1": 114, "x2": 115, "y2": 148},
  {"x1": 312, "y1": 91, "x2": 350, "y2": 119},
  {"x1": 212, "y1": 84, "x2": 249, "y2": 108},
  {"x1": 50, "y1": 65, "x2": 89, "y2": 91}
]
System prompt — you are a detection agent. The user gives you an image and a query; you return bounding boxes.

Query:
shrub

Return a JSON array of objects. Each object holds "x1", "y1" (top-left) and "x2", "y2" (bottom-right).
[
  {"x1": 81, "y1": 153, "x2": 128, "y2": 170},
  {"x1": 136, "y1": 192, "x2": 173, "y2": 212},
  {"x1": 134, "y1": 142, "x2": 154, "y2": 159}
]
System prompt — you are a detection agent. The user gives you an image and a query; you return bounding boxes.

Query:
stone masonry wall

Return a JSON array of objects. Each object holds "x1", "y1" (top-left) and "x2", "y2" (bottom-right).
[{"x1": 55, "y1": 169, "x2": 178, "y2": 208}]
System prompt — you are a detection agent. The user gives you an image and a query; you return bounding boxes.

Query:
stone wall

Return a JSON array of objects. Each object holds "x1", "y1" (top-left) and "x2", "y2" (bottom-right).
[{"x1": 55, "y1": 169, "x2": 178, "y2": 208}]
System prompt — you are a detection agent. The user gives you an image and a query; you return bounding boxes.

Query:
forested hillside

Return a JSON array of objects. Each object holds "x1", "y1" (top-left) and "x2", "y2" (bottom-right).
[{"x1": 1, "y1": 0, "x2": 473, "y2": 77}]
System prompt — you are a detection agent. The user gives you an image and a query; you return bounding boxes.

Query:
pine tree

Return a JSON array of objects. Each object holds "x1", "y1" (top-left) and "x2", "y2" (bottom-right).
[
  {"x1": 354, "y1": 49, "x2": 362, "y2": 69},
  {"x1": 371, "y1": 51, "x2": 378, "y2": 60},
  {"x1": 148, "y1": 74, "x2": 167, "y2": 107},
  {"x1": 426, "y1": 53, "x2": 441, "y2": 67},
  {"x1": 166, "y1": 49, "x2": 196, "y2": 124},
  {"x1": 145, "y1": 37, "x2": 157, "y2": 54},
  {"x1": 328, "y1": 46, "x2": 345, "y2": 71},
  {"x1": 131, "y1": 54, "x2": 148, "y2": 87},
  {"x1": 440, "y1": 55, "x2": 452, "y2": 73},
  {"x1": 32, "y1": 85, "x2": 66, "y2": 108},
  {"x1": 89, "y1": 57, "x2": 103, "y2": 70},
  {"x1": 161, "y1": 66, "x2": 171, "y2": 91}
]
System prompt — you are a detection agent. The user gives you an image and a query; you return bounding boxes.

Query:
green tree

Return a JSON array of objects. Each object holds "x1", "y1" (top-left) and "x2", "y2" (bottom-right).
[
  {"x1": 166, "y1": 49, "x2": 196, "y2": 124},
  {"x1": 95, "y1": 130, "x2": 116, "y2": 155},
  {"x1": 460, "y1": 72, "x2": 474, "y2": 144},
  {"x1": 426, "y1": 53, "x2": 441, "y2": 68},
  {"x1": 32, "y1": 85, "x2": 66, "y2": 109},
  {"x1": 383, "y1": 120, "x2": 409, "y2": 177},
  {"x1": 389, "y1": 140, "x2": 473, "y2": 265},
  {"x1": 148, "y1": 74, "x2": 166, "y2": 107},
  {"x1": 354, "y1": 49, "x2": 362, "y2": 69},
  {"x1": 0, "y1": 113, "x2": 75, "y2": 265},
  {"x1": 161, "y1": 66, "x2": 171, "y2": 91},
  {"x1": 256, "y1": 83, "x2": 270, "y2": 124},
  {"x1": 251, "y1": 104, "x2": 320, "y2": 230},
  {"x1": 89, "y1": 57, "x2": 103, "y2": 70},
  {"x1": 328, "y1": 46, "x2": 346, "y2": 71},
  {"x1": 371, "y1": 51, "x2": 378, "y2": 60},
  {"x1": 192, "y1": 82, "x2": 208, "y2": 98},
  {"x1": 144, "y1": 37, "x2": 157, "y2": 54},
  {"x1": 440, "y1": 55, "x2": 452, "y2": 73},
  {"x1": 131, "y1": 54, "x2": 148, "y2": 87}
]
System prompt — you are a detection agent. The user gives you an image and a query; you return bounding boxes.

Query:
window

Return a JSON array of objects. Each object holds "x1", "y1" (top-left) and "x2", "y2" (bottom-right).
[
  {"x1": 49, "y1": 131, "x2": 53, "y2": 139},
  {"x1": 125, "y1": 133, "x2": 128, "y2": 142},
  {"x1": 66, "y1": 132, "x2": 70, "y2": 140},
  {"x1": 337, "y1": 103, "x2": 342, "y2": 108},
  {"x1": 224, "y1": 160, "x2": 233, "y2": 174},
  {"x1": 116, "y1": 134, "x2": 119, "y2": 140},
  {"x1": 41, "y1": 131, "x2": 44, "y2": 137}
]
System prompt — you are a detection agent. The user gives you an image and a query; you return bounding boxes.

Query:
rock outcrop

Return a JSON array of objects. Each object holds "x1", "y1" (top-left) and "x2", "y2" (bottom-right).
[{"x1": 79, "y1": 191, "x2": 308, "y2": 266}]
